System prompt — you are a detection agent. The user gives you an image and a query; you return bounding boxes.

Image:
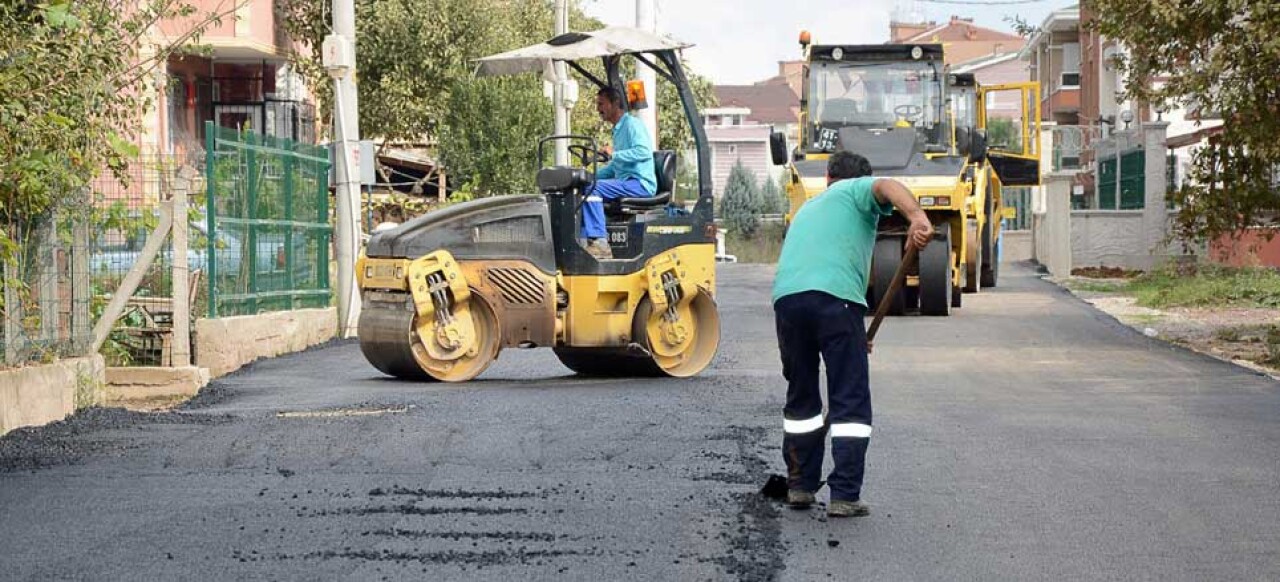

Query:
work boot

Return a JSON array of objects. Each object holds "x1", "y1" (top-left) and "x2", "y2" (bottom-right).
[
  {"x1": 787, "y1": 490, "x2": 815, "y2": 509},
  {"x1": 827, "y1": 499, "x2": 870, "y2": 518},
  {"x1": 586, "y1": 238, "x2": 613, "y2": 260}
]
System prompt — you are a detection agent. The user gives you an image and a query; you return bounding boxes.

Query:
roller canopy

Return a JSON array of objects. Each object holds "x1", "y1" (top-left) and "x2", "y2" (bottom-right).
[{"x1": 474, "y1": 26, "x2": 691, "y2": 79}]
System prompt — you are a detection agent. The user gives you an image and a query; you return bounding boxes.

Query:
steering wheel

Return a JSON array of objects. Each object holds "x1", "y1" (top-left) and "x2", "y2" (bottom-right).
[
  {"x1": 894, "y1": 104, "x2": 924, "y2": 123},
  {"x1": 568, "y1": 144, "x2": 609, "y2": 167}
]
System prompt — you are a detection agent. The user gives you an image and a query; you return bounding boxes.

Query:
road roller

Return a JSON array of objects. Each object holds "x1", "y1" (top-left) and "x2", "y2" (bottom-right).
[{"x1": 355, "y1": 26, "x2": 721, "y2": 382}]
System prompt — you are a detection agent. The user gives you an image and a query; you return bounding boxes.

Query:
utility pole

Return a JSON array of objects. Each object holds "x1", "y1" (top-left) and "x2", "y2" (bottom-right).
[
  {"x1": 553, "y1": 0, "x2": 571, "y2": 166},
  {"x1": 326, "y1": 0, "x2": 363, "y2": 338},
  {"x1": 635, "y1": 0, "x2": 658, "y2": 146}
]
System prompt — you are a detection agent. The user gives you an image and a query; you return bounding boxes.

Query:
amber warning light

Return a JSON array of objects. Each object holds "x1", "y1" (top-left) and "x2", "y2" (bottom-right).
[
  {"x1": 626, "y1": 79, "x2": 649, "y2": 110},
  {"x1": 799, "y1": 30, "x2": 811, "y2": 48}
]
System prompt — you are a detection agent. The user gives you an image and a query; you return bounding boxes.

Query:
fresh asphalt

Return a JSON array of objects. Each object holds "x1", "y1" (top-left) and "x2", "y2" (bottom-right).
[{"x1": 2, "y1": 262, "x2": 1279, "y2": 581}]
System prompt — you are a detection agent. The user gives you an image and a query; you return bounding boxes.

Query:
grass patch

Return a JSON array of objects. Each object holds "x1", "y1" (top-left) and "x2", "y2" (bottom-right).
[
  {"x1": 726, "y1": 223, "x2": 786, "y2": 264},
  {"x1": 1128, "y1": 264, "x2": 1280, "y2": 309},
  {"x1": 1066, "y1": 279, "x2": 1128, "y2": 293}
]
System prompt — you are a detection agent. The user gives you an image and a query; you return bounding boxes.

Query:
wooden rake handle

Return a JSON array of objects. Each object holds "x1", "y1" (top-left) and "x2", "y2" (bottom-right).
[{"x1": 867, "y1": 245, "x2": 919, "y2": 343}]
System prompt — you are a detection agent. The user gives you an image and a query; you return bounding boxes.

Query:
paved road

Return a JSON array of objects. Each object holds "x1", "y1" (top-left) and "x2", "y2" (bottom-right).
[{"x1": 3, "y1": 263, "x2": 1280, "y2": 581}]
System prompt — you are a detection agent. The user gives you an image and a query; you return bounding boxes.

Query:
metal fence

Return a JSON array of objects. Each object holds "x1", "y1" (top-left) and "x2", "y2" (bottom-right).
[
  {"x1": 204, "y1": 122, "x2": 331, "y2": 318},
  {"x1": 88, "y1": 158, "x2": 202, "y2": 367},
  {"x1": 1, "y1": 157, "x2": 196, "y2": 367},
  {"x1": 1004, "y1": 187, "x2": 1033, "y2": 231},
  {"x1": 1, "y1": 214, "x2": 93, "y2": 365}
]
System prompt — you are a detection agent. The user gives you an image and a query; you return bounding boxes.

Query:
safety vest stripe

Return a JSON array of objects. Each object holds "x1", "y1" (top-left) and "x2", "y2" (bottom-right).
[
  {"x1": 830, "y1": 423, "x2": 872, "y2": 438},
  {"x1": 585, "y1": 195, "x2": 603, "y2": 203},
  {"x1": 783, "y1": 415, "x2": 825, "y2": 434}
]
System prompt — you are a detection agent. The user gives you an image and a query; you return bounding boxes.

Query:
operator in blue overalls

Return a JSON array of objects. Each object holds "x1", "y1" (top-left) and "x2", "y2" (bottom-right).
[{"x1": 582, "y1": 86, "x2": 656, "y2": 259}]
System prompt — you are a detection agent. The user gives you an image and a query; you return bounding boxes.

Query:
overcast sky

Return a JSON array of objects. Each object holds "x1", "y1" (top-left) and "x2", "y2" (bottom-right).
[{"x1": 580, "y1": 0, "x2": 1061, "y2": 85}]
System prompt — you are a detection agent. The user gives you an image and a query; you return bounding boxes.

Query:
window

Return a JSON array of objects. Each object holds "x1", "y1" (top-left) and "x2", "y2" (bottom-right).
[{"x1": 1060, "y1": 43, "x2": 1081, "y2": 89}]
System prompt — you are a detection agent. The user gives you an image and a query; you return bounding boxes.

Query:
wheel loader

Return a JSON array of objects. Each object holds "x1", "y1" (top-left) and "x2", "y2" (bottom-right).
[
  {"x1": 771, "y1": 38, "x2": 1041, "y2": 316},
  {"x1": 355, "y1": 27, "x2": 720, "y2": 382}
]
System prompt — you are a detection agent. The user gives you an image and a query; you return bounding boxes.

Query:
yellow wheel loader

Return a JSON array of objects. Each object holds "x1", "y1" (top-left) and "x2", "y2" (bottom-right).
[
  {"x1": 771, "y1": 39, "x2": 1041, "y2": 316},
  {"x1": 356, "y1": 27, "x2": 720, "y2": 382}
]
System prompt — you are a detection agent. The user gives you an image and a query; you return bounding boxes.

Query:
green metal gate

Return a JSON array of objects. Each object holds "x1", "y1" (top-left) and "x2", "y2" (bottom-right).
[
  {"x1": 1097, "y1": 149, "x2": 1145, "y2": 210},
  {"x1": 204, "y1": 122, "x2": 331, "y2": 318}
]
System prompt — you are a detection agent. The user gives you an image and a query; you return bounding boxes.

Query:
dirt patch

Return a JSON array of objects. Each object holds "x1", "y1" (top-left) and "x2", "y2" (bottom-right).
[
  {"x1": 1063, "y1": 285, "x2": 1280, "y2": 378},
  {"x1": 1072, "y1": 266, "x2": 1142, "y2": 279}
]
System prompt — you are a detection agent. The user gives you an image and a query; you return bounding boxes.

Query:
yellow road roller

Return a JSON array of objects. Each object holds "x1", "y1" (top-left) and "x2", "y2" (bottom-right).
[{"x1": 356, "y1": 27, "x2": 721, "y2": 382}]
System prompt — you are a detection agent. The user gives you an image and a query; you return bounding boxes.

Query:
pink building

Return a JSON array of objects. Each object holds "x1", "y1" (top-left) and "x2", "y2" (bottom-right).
[{"x1": 148, "y1": 1, "x2": 314, "y2": 160}]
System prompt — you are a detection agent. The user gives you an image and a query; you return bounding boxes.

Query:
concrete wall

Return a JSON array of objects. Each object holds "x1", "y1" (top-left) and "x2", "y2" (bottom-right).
[
  {"x1": 196, "y1": 308, "x2": 336, "y2": 378},
  {"x1": 1003, "y1": 231, "x2": 1033, "y2": 263},
  {"x1": 1033, "y1": 172, "x2": 1075, "y2": 276},
  {"x1": 0, "y1": 356, "x2": 105, "y2": 436},
  {"x1": 1070, "y1": 211, "x2": 1147, "y2": 269}
]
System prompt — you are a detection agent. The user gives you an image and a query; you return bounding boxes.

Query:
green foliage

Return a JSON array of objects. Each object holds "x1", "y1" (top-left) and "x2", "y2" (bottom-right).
[
  {"x1": 759, "y1": 174, "x2": 787, "y2": 215},
  {"x1": 722, "y1": 160, "x2": 761, "y2": 238},
  {"x1": 438, "y1": 76, "x2": 549, "y2": 195},
  {"x1": 985, "y1": 118, "x2": 1020, "y2": 151},
  {"x1": 1089, "y1": 0, "x2": 1280, "y2": 243},
  {"x1": 1126, "y1": 264, "x2": 1280, "y2": 309},
  {"x1": 727, "y1": 222, "x2": 786, "y2": 264},
  {"x1": 0, "y1": 1, "x2": 225, "y2": 266},
  {"x1": 279, "y1": 0, "x2": 717, "y2": 198}
]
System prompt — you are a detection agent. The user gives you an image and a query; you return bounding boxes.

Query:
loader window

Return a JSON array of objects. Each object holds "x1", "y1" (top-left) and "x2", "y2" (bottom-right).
[{"x1": 808, "y1": 60, "x2": 942, "y2": 151}]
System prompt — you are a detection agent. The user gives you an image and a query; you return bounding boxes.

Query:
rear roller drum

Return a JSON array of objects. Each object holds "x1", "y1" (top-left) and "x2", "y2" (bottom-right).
[
  {"x1": 360, "y1": 290, "x2": 501, "y2": 382},
  {"x1": 919, "y1": 222, "x2": 953, "y2": 316}
]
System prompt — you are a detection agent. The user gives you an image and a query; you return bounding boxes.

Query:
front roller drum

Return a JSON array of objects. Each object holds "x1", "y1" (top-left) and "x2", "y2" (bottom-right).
[
  {"x1": 553, "y1": 290, "x2": 721, "y2": 378},
  {"x1": 359, "y1": 291, "x2": 502, "y2": 382}
]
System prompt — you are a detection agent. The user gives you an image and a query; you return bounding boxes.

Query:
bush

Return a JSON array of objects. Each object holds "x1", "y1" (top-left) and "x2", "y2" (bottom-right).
[
  {"x1": 759, "y1": 174, "x2": 788, "y2": 216},
  {"x1": 721, "y1": 160, "x2": 761, "y2": 238}
]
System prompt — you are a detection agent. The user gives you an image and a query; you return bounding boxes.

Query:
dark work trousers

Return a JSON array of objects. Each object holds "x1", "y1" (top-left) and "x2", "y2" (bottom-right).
[{"x1": 774, "y1": 290, "x2": 873, "y2": 502}]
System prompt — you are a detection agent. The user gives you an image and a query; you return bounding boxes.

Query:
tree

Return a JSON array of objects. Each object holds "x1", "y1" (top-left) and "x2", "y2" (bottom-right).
[
  {"x1": 722, "y1": 160, "x2": 761, "y2": 238},
  {"x1": 279, "y1": 0, "x2": 718, "y2": 197},
  {"x1": 759, "y1": 174, "x2": 788, "y2": 215},
  {"x1": 985, "y1": 118, "x2": 1020, "y2": 151},
  {"x1": 1088, "y1": 0, "x2": 1280, "y2": 243},
  {"x1": 0, "y1": 1, "x2": 227, "y2": 266}
]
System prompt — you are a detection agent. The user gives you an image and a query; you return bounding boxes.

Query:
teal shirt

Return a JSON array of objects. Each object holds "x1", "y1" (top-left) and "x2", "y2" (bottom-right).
[
  {"x1": 596, "y1": 114, "x2": 657, "y2": 194},
  {"x1": 772, "y1": 177, "x2": 894, "y2": 307}
]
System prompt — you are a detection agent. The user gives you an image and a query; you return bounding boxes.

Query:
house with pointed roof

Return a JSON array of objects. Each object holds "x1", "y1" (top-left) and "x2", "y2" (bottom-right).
[{"x1": 890, "y1": 15, "x2": 1026, "y2": 65}]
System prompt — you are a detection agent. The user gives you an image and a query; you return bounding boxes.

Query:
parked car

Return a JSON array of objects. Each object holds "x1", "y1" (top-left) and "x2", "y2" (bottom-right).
[{"x1": 90, "y1": 219, "x2": 319, "y2": 285}]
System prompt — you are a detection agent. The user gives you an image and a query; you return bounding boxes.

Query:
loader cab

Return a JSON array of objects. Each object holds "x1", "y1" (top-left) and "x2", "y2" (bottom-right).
[
  {"x1": 801, "y1": 44, "x2": 952, "y2": 164},
  {"x1": 949, "y1": 72, "x2": 988, "y2": 163}
]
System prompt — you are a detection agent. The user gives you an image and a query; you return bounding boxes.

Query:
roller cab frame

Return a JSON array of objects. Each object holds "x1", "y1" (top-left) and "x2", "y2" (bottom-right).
[{"x1": 357, "y1": 27, "x2": 720, "y2": 381}]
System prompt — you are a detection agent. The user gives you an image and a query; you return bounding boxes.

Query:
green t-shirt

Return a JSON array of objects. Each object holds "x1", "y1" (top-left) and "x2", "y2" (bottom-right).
[{"x1": 771, "y1": 177, "x2": 894, "y2": 307}]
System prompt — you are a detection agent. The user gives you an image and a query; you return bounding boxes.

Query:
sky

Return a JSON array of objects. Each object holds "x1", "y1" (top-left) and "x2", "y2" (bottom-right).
[{"x1": 580, "y1": 0, "x2": 1062, "y2": 85}]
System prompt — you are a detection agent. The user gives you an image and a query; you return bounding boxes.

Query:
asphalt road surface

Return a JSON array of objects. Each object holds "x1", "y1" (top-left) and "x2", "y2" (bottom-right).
[{"x1": 3, "y1": 263, "x2": 1280, "y2": 581}]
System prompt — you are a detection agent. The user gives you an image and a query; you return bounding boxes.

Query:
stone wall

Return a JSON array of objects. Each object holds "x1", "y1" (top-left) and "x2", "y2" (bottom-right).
[
  {"x1": 0, "y1": 355, "x2": 105, "y2": 436},
  {"x1": 196, "y1": 308, "x2": 336, "y2": 378}
]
